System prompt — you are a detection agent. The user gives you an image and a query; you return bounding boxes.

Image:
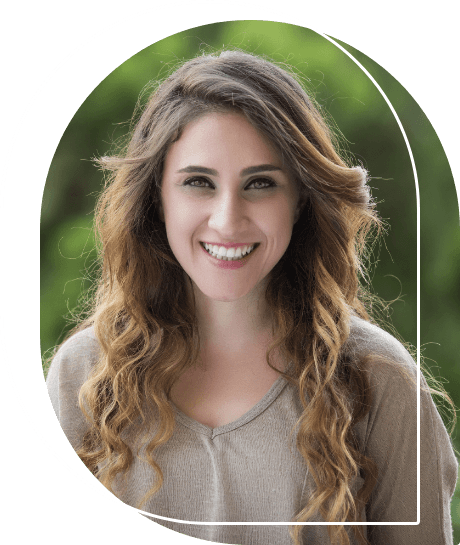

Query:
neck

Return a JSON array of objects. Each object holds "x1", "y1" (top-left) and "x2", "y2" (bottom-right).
[{"x1": 189, "y1": 278, "x2": 275, "y2": 363}]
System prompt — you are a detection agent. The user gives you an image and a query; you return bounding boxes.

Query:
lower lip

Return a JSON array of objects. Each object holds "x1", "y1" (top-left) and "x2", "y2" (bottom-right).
[{"x1": 200, "y1": 244, "x2": 257, "y2": 269}]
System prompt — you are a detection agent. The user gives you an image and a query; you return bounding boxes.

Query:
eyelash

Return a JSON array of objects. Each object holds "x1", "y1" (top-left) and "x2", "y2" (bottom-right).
[{"x1": 183, "y1": 176, "x2": 276, "y2": 190}]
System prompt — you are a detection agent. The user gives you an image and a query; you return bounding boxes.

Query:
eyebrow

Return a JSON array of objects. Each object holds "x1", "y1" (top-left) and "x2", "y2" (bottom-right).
[{"x1": 176, "y1": 164, "x2": 283, "y2": 176}]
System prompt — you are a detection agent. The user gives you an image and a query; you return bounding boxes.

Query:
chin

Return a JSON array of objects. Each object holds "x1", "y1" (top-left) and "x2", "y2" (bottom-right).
[
  {"x1": 203, "y1": 289, "x2": 251, "y2": 303},
  {"x1": 193, "y1": 281, "x2": 256, "y2": 303}
]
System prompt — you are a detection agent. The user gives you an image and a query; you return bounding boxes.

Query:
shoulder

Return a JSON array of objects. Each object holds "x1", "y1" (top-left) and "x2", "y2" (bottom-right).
[
  {"x1": 65, "y1": 326, "x2": 99, "y2": 349},
  {"x1": 347, "y1": 314, "x2": 416, "y2": 377},
  {"x1": 348, "y1": 317, "x2": 458, "y2": 534},
  {"x1": 345, "y1": 315, "x2": 420, "y2": 405},
  {"x1": 46, "y1": 326, "x2": 100, "y2": 388},
  {"x1": 55, "y1": 326, "x2": 99, "y2": 363},
  {"x1": 46, "y1": 327, "x2": 100, "y2": 442},
  {"x1": 347, "y1": 316, "x2": 419, "y2": 451}
]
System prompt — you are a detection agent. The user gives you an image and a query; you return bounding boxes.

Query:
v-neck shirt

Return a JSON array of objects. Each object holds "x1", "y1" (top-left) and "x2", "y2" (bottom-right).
[
  {"x1": 46, "y1": 316, "x2": 458, "y2": 544},
  {"x1": 171, "y1": 367, "x2": 289, "y2": 438}
]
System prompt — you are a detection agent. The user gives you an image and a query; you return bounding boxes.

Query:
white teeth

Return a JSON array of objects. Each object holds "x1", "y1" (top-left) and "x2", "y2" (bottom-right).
[{"x1": 202, "y1": 243, "x2": 256, "y2": 260}]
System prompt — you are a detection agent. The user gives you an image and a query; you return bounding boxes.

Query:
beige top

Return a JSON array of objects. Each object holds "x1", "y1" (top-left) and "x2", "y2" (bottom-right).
[{"x1": 46, "y1": 316, "x2": 458, "y2": 544}]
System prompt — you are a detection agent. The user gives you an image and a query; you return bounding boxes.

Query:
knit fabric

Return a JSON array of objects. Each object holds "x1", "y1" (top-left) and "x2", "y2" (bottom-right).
[{"x1": 46, "y1": 316, "x2": 458, "y2": 544}]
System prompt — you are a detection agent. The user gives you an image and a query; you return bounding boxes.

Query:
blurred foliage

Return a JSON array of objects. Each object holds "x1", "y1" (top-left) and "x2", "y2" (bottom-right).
[{"x1": 40, "y1": 21, "x2": 459, "y2": 537}]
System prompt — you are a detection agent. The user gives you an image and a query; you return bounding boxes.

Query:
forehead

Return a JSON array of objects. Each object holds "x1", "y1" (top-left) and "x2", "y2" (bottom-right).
[{"x1": 163, "y1": 112, "x2": 283, "y2": 173}]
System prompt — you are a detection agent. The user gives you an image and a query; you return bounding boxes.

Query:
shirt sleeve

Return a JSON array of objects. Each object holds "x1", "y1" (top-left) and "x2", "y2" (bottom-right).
[
  {"x1": 352, "y1": 328, "x2": 458, "y2": 544},
  {"x1": 45, "y1": 328, "x2": 100, "y2": 451}
]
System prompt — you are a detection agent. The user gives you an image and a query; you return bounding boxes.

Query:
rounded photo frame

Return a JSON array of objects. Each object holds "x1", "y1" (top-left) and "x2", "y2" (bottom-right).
[{"x1": 3, "y1": 4, "x2": 460, "y2": 543}]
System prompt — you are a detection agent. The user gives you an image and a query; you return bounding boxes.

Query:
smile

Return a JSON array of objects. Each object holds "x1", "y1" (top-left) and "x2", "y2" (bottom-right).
[{"x1": 200, "y1": 242, "x2": 259, "y2": 261}]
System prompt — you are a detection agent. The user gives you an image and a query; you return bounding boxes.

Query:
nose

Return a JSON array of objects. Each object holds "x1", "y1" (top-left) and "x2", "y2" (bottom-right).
[{"x1": 207, "y1": 190, "x2": 250, "y2": 238}]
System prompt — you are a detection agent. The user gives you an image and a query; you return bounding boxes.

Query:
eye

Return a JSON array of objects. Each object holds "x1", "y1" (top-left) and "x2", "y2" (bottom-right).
[
  {"x1": 246, "y1": 177, "x2": 277, "y2": 190},
  {"x1": 183, "y1": 177, "x2": 214, "y2": 188}
]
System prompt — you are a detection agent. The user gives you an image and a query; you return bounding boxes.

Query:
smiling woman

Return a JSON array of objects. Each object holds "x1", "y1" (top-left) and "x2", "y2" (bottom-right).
[
  {"x1": 161, "y1": 112, "x2": 300, "y2": 304},
  {"x1": 45, "y1": 50, "x2": 457, "y2": 545},
  {"x1": 161, "y1": 112, "x2": 300, "y2": 428}
]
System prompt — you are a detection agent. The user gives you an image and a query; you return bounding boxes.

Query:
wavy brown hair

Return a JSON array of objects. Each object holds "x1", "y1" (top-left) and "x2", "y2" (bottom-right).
[{"x1": 57, "y1": 50, "x2": 448, "y2": 545}]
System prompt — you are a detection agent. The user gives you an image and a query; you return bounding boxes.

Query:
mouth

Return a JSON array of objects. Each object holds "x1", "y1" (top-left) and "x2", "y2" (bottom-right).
[{"x1": 200, "y1": 242, "x2": 260, "y2": 261}]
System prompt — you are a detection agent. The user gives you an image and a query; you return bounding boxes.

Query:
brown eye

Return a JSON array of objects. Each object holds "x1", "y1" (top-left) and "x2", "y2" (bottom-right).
[
  {"x1": 184, "y1": 177, "x2": 213, "y2": 188},
  {"x1": 247, "y1": 178, "x2": 276, "y2": 190}
]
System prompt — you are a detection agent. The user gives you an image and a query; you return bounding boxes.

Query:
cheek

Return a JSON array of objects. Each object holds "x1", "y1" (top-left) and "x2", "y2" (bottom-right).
[
  {"x1": 261, "y1": 199, "x2": 295, "y2": 236},
  {"x1": 164, "y1": 200, "x2": 202, "y2": 250}
]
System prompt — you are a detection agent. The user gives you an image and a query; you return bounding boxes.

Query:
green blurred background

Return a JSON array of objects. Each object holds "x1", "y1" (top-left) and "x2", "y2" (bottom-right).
[{"x1": 40, "y1": 21, "x2": 460, "y2": 537}]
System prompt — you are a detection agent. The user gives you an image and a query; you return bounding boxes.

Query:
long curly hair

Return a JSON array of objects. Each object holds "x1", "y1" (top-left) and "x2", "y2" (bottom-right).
[{"x1": 65, "y1": 50, "x2": 410, "y2": 545}]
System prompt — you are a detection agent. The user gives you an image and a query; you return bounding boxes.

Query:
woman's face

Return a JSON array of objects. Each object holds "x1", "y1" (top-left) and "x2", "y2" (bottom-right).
[{"x1": 160, "y1": 112, "x2": 300, "y2": 303}]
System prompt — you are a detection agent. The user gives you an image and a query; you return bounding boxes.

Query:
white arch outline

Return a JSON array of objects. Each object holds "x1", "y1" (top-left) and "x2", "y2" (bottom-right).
[{"x1": 0, "y1": 0, "x2": 420, "y2": 526}]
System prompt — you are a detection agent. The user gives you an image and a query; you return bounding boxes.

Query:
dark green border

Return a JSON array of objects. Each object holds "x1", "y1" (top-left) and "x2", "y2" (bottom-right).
[{"x1": 1, "y1": 0, "x2": 460, "y2": 544}]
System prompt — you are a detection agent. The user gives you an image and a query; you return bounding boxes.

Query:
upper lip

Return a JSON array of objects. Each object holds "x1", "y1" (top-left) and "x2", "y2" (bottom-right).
[{"x1": 200, "y1": 241, "x2": 259, "y2": 249}]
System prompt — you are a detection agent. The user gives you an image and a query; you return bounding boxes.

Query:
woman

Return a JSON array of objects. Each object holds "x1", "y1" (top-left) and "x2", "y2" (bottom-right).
[{"x1": 46, "y1": 50, "x2": 458, "y2": 545}]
